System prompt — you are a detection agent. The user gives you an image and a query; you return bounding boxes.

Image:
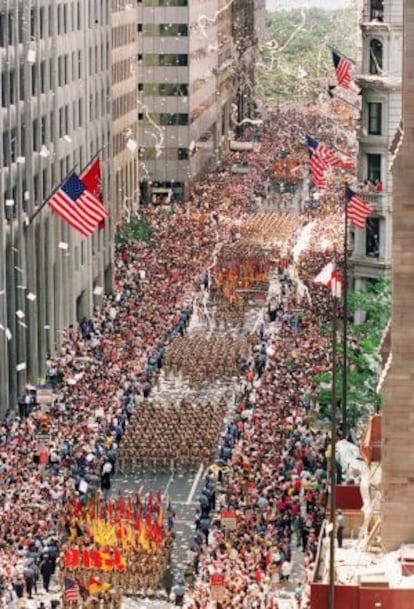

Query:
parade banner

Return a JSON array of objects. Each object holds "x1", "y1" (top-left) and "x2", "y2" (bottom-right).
[
  {"x1": 210, "y1": 574, "x2": 226, "y2": 601},
  {"x1": 220, "y1": 510, "x2": 237, "y2": 531}
]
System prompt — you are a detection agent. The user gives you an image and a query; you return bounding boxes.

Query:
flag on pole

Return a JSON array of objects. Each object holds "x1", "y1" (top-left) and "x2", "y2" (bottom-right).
[
  {"x1": 345, "y1": 187, "x2": 373, "y2": 229},
  {"x1": 307, "y1": 136, "x2": 327, "y2": 190},
  {"x1": 314, "y1": 261, "x2": 343, "y2": 298},
  {"x1": 87, "y1": 577, "x2": 111, "y2": 596},
  {"x1": 48, "y1": 173, "x2": 109, "y2": 237},
  {"x1": 332, "y1": 50, "x2": 352, "y2": 89},
  {"x1": 81, "y1": 157, "x2": 106, "y2": 231},
  {"x1": 309, "y1": 136, "x2": 355, "y2": 172},
  {"x1": 64, "y1": 577, "x2": 79, "y2": 603}
]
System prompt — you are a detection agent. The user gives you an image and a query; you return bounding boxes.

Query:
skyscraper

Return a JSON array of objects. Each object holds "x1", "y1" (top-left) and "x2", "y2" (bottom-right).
[
  {"x1": 0, "y1": 1, "x2": 138, "y2": 411},
  {"x1": 137, "y1": 0, "x2": 263, "y2": 203}
]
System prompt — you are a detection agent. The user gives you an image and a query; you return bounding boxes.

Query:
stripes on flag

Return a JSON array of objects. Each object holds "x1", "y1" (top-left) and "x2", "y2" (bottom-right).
[
  {"x1": 64, "y1": 577, "x2": 79, "y2": 603},
  {"x1": 307, "y1": 136, "x2": 354, "y2": 190},
  {"x1": 48, "y1": 173, "x2": 109, "y2": 237},
  {"x1": 307, "y1": 136, "x2": 327, "y2": 190},
  {"x1": 332, "y1": 50, "x2": 352, "y2": 89},
  {"x1": 345, "y1": 186, "x2": 373, "y2": 229}
]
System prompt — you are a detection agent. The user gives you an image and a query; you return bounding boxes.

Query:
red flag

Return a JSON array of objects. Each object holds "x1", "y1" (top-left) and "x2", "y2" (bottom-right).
[
  {"x1": 147, "y1": 491, "x2": 153, "y2": 518},
  {"x1": 92, "y1": 549, "x2": 103, "y2": 570},
  {"x1": 117, "y1": 493, "x2": 125, "y2": 518},
  {"x1": 65, "y1": 550, "x2": 74, "y2": 569},
  {"x1": 81, "y1": 158, "x2": 106, "y2": 231},
  {"x1": 113, "y1": 548, "x2": 127, "y2": 572},
  {"x1": 82, "y1": 549, "x2": 91, "y2": 570}
]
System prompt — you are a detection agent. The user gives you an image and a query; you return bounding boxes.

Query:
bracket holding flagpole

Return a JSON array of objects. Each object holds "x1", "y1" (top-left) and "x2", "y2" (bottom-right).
[
  {"x1": 328, "y1": 87, "x2": 360, "y2": 111},
  {"x1": 327, "y1": 44, "x2": 357, "y2": 65},
  {"x1": 25, "y1": 163, "x2": 79, "y2": 228}
]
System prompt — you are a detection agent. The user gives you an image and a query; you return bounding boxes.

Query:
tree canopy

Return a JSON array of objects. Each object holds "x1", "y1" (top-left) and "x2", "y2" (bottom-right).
[{"x1": 257, "y1": 6, "x2": 357, "y2": 102}]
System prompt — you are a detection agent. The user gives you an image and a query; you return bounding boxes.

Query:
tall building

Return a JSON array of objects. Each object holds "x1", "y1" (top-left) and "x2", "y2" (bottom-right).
[
  {"x1": 111, "y1": 0, "x2": 139, "y2": 222},
  {"x1": 381, "y1": 0, "x2": 414, "y2": 552},
  {"x1": 137, "y1": 0, "x2": 263, "y2": 202},
  {"x1": 352, "y1": 0, "x2": 402, "y2": 289},
  {"x1": 0, "y1": 1, "x2": 138, "y2": 412}
]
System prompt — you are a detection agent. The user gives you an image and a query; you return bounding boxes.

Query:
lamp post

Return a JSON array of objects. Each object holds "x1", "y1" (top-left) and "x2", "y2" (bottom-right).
[
  {"x1": 342, "y1": 197, "x2": 349, "y2": 438},
  {"x1": 329, "y1": 276, "x2": 340, "y2": 609}
]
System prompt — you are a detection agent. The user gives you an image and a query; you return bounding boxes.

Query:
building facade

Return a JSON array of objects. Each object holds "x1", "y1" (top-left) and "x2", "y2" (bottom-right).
[
  {"x1": 0, "y1": 0, "x2": 137, "y2": 412},
  {"x1": 352, "y1": 0, "x2": 402, "y2": 288},
  {"x1": 137, "y1": 0, "x2": 263, "y2": 202},
  {"x1": 111, "y1": 0, "x2": 139, "y2": 222},
  {"x1": 381, "y1": 0, "x2": 414, "y2": 552}
]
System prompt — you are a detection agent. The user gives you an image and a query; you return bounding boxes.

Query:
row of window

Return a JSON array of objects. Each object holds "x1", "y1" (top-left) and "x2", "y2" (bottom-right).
[
  {"x1": 138, "y1": 83, "x2": 188, "y2": 96},
  {"x1": 1, "y1": 89, "x2": 110, "y2": 166},
  {"x1": 138, "y1": 0, "x2": 188, "y2": 5},
  {"x1": 113, "y1": 126, "x2": 137, "y2": 157},
  {"x1": 113, "y1": 24, "x2": 136, "y2": 49},
  {"x1": 138, "y1": 112, "x2": 189, "y2": 125},
  {"x1": 138, "y1": 53, "x2": 188, "y2": 67},
  {"x1": 0, "y1": 2, "x2": 109, "y2": 46},
  {"x1": 1, "y1": 44, "x2": 109, "y2": 107},
  {"x1": 113, "y1": 58, "x2": 135, "y2": 85},
  {"x1": 139, "y1": 147, "x2": 189, "y2": 160},
  {"x1": 113, "y1": 91, "x2": 137, "y2": 121},
  {"x1": 138, "y1": 23, "x2": 188, "y2": 37}
]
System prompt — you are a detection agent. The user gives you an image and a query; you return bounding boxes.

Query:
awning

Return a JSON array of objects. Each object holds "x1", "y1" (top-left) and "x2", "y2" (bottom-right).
[{"x1": 360, "y1": 414, "x2": 382, "y2": 466}]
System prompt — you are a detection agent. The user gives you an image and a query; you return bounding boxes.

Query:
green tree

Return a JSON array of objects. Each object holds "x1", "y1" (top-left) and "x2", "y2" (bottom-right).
[
  {"x1": 258, "y1": 7, "x2": 357, "y2": 102},
  {"x1": 313, "y1": 280, "x2": 391, "y2": 433}
]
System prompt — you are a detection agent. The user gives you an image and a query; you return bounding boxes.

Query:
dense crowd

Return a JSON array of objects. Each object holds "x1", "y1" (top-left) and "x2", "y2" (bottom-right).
[
  {"x1": 0, "y1": 102, "x2": 351, "y2": 608},
  {"x1": 118, "y1": 399, "x2": 227, "y2": 471}
]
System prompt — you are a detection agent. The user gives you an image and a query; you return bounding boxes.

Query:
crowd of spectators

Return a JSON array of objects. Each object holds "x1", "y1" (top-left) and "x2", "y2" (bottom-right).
[{"x1": 0, "y1": 102, "x2": 350, "y2": 608}]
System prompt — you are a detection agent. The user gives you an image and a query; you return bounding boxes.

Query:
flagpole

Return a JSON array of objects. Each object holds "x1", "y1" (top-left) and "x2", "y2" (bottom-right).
[
  {"x1": 78, "y1": 147, "x2": 104, "y2": 176},
  {"x1": 342, "y1": 191, "x2": 348, "y2": 439},
  {"x1": 327, "y1": 45, "x2": 357, "y2": 65},
  {"x1": 25, "y1": 164, "x2": 78, "y2": 227},
  {"x1": 329, "y1": 282, "x2": 338, "y2": 609},
  {"x1": 328, "y1": 91, "x2": 360, "y2": 111}
]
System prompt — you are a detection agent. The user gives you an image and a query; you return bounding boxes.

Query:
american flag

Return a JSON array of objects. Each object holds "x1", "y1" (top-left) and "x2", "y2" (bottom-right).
[
  {"x1": 345, "y1": 187, "x2": 373, "y2": 229},
  {"x1": 332, "y1": 50, "x2": 352, "y2": 89},
  {"x1": 306, "y1": 136, "x2": 327, "y2": 190},
  {"x1": 318, "y1": 141, "x2": 355, "y2": 172},
  {"x1": 48, "y1": 172, "x2": 109, "y2": 237},
  {"x1": 64, "y1": 577, "x2": 79, "y2": 603}
]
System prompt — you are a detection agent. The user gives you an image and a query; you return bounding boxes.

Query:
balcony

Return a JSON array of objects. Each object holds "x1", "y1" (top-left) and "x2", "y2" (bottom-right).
[{"x1": 355, "y1": 190, "x2": 389, "y2": 214}]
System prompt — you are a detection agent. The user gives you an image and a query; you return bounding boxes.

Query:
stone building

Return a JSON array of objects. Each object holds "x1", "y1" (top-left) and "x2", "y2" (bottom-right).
[
  {"x1": 352, "y1": 0, "x2": 402, "y2": 288},
  {"x1": 381, "y1": 0, "x2": 414, "y2": 552}
]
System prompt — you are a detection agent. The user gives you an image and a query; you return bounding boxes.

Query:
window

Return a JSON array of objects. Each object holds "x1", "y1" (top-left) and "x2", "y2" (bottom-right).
[
  {"x1": 370, "y1": 0, "x2": 383, "y2": 21},
  {"x1": 144, "y1": 54, "x2": 188, "y2": 67},
  {"x1": 369, "y1": 39, "x2": 383, "y2": 74},
  {"x1": 159, "y1": 113, "x2": 188, "y2": 126},
  {"x1": 367, "y1": 153, "x2": 381, "y2": 183},
  {"x1": 366, "y1": 217, "x2": 380, "y2": 258},
  {"x1": 177, "y1": 147, "x2": 189, "y2": 160},
  {"x1": 368, "y1": 102, "x2": 382, "y2": 135}
]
